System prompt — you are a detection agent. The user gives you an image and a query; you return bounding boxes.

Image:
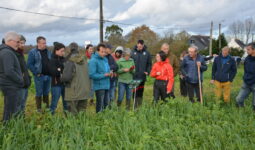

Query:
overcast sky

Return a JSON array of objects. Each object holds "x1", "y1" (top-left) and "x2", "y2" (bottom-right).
[{"x1": 0, "y1": 0, "x2": 254, "y2": 46}]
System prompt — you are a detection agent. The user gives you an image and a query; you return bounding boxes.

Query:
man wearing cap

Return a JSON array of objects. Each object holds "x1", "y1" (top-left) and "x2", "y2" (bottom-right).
[
  {"x1": 105, "y1": 44, "x2": 118, "y2": 106},
  {"x1": 131, "y1": 40, "x2": 152, "y2": 108}
]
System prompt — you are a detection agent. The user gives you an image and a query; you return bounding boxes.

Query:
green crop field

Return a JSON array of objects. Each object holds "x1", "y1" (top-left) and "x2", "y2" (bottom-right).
[{"x1": 0, "y1": 65, "x2": 255, "y2": 150}]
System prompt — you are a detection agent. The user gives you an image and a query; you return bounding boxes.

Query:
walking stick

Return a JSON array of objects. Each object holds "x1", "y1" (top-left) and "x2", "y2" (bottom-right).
[
  {"x1": 197, "y1": 65, "x2": 203, "y2": 104},
  {"x1": 133, "y1": 85, "x2": 137, "y2": 111}
]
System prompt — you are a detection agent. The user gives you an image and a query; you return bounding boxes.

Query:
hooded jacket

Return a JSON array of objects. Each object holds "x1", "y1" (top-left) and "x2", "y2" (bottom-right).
[
  {"x1": 150, "y1": 60, "x2": 174, "y2": 93},
  {"x1": 165, "y1": 51, "x2": 180, "y2": 77},
  {"x1": 117, "y1": 57, "x2": 135, "y2": 84},
  {"x1": 131, "y1": 45, "x2": 152, "y2": 81},
  {"x1": 0, "y1": 44, "x2": 24, "y2": 89},
  {"x1": 89, "y1": 52, "x2": 110, "y2": 91},
  {"x1": 61, "y1": 52, "x2": 91, "y2": 101}
]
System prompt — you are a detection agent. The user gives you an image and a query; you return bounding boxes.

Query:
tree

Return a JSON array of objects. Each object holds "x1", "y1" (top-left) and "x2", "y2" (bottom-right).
[
  {"x1": 126, "y1": 25, "x2": 159, "y2": 54},
  {"x1": 244, "y1": 17, "x2": 255, "y2": 44},
  {"x1": 230, "y1": 48, "x2": 244, "y2": 57},
  {"x1": 105, "y1": 25, "x2": 126, "y2": 47},
  {"x1": 229, "y1": 20, "x2": 244, "y2": 40}
]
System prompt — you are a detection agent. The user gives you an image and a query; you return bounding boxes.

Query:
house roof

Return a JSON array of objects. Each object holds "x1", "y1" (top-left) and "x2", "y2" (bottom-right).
[
  {"x1": 190, "y1": 35, "x2": 210, "y2": 47},
  {"x1": 234, "y1": 39, "x2": 245, "y2": 48}
]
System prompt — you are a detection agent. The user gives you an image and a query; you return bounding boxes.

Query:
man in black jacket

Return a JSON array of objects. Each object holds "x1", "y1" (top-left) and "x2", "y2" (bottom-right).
[
  {"x1": 0, "y1": 31, "x2": 24, "y2": 122},
  {"x1": 131, "y1": 40, "x2": 152, "y2": 108},
  {"x1": 15, "y1": 35, "x2": 31, "y2": 114},
  {"x1": 236, "y1": 43, "x2": 255, "y2": 110},
  {"x1": 105, "y1": 44, "x2": 118, "y2": 106},
  {"x1": 211, "y1": 46, "x2": 237, "y2": 103}
]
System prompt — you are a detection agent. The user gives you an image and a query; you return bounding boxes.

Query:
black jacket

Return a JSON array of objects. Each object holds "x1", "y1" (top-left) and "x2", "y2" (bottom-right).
[
  {"x1": 106, "y1": 54, "x2": 118, "y2": 81},
  {"x1": 131, "y1": 45, "x2": 152, "y2": 81},
  {"x1": 212, "y1": 55, "x2": 237, "y2": 82},
  {"x1": 0, "y1": 44, "x2": 24, "y2": 89},
  {"x1": 243, "y1": 55, "x2": 255, "y2": 85},
  {"x1": 48, "y1": 54, "x2": 65, "y2": 86},
  {"x1": 15, "y1": 48, "x2": 31, "y2": 88}
]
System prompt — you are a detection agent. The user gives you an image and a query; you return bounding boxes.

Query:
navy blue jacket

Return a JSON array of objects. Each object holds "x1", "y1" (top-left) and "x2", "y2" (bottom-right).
[
  {"x1": 131, "y1": 46, "x2": 152, "y2": 81},
  {"x1": 212, "y1": 55, "x2": 237, "y2": 82},
  {"x1": 243, "y1": 55, "x2": 255, "y2": 85},
  {"x1": 106, "y1": 54, "x2": 118, "y2": 82},
  {"x1": 181, "y1": 54, "x2": 207, "y2": 84}
]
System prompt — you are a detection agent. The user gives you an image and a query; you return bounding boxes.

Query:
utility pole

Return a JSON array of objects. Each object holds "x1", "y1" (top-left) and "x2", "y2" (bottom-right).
[
  {"x1": 219, "y1": 23, "x2": 221, "y2": 51},
  {"x1": 252, "y1": 33, "x2": 254, "y2": 42},
  {"x1": 209, "y1": 21, "x2": 213, "y2": 56},
  {"x1": 99, "y1": 0, "x2": 104, "y2": 43}
]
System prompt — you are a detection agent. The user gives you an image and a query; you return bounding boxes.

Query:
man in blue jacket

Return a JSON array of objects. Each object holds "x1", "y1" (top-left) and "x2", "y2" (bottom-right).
[
  {"x1": 236, "y1": 42, "x2": 255, "y2": 111},
  {"x1": 89, "y1": 43, "x2": 111, "y2": 113},
  {"x1": 27, "y1": 36, "x2": 51, "y2": 112},
  {"x1": 0, "y1": 31, "x2": 24, "y2": 122},
  {"x1": 211, "y1": 46, "x2": 237, "y2": 103},
  {"x1": 181, "y1": 45, "x2": 207, "y2": 103}
]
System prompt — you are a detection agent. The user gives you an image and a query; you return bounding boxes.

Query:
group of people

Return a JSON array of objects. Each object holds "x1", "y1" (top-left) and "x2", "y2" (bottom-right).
[{"x1": 1, "y1": 31, "x2": 255, "y2": 123}]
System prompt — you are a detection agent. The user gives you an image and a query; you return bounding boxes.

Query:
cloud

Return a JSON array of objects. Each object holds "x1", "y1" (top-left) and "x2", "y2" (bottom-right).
[{"x1": 0, "y1": 0, "x2": 254, "y2": 45}]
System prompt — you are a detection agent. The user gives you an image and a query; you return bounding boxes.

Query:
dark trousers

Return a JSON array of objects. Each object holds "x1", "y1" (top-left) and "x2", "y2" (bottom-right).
[
  {"x1": 153, "y1": 80, "x2": 168, "y2": 102},
  {"x1": 1, "y1": 88, "x2": 22, "y2": 122},
  {"x1": 66, "y1": 100, "x2": 87, "y2": 115},
  {"x1": 180, "y1": 78, "x2": 187, "y2": 97},
  {"x1": 186, "y1": 82, "x2": 202, "y2": 102},
  {"x1": 134, "y1": 81, "x2": 145, "y2": 98},
  {"x1": 95, "y1": 89, "x2": 110, "y2": 113}
]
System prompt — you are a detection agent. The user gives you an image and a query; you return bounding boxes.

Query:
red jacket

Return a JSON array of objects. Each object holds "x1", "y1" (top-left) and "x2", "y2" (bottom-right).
[{"x1": 150, "y1": 61, "x2": 174, "y2": 93}]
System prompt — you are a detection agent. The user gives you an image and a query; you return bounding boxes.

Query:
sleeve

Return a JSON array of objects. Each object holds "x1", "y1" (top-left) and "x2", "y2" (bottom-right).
[
  {"x1": 110, "y1": 57, "x2": 118, "y2": 72},
  {"x1": 181, "y1": 58, "x2": 187, "y2": 77},
  {"x1": 131, "y1": 60, "x2": 136, "y2": 74},
  {"x1": 61, "y1": 61, "x2": 75, "y2": 83},
  {"x1": 166, "y1": 64, "x2": 174, "y2": 93},
  {"x1": 229, "y1": 59, "x2": 237, "y2": 82},
  {"x1": 117, "y1": 61, "x2": 125, "y2": 74},
  {"x1": 150, "y1": 64, "x2": 157, "y2": 78},
  {"x1": 211, "y1": 57, "x2": 217, "y2": 80},
  {"x1": 89, "y1": 60, "x2": 106, "y2": 80},
  {"x1": 200, "y1": 58, "x2": 208, "y2": 72},
  {"x1": 146, "y1": 52, "x2": 152, "y2": 74},
  {"x1": 27, "y1": 51, "x2": 37, "y2": 75},
  {"x1": 173, "y1": 56, "x2": 180, "y2": 77},
  {"x1": 2, "y1": 53, "x2": 23, "y2": 85}
]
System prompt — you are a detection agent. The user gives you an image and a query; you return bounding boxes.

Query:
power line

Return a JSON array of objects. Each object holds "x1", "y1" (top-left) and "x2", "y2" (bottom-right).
[{"x1": 0, "y1": 6, "x2": 212, "y2": 31}]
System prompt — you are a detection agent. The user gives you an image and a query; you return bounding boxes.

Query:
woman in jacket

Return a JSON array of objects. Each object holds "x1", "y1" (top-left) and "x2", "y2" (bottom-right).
[
  {"x1": 150, "y1": 51, "x2": 174, "y2": 103},
  {"x1": 116, "y1": 48, "x2": 135, "y2": 110},
  {"x1": 48, "y1": 42, "x2": 67, "y2": 114}
]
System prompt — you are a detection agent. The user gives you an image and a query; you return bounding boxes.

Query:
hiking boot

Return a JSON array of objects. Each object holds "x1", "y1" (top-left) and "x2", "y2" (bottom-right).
[{"x1": 35, "y1": 96, "x2": 42, "y2": 112}]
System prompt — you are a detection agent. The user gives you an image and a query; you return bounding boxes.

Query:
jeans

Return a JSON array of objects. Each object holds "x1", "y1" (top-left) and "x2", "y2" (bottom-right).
[
  {"x1": 179, "y1": 77, "x2": 187, "y2": 97},
  {"x1": 34, "y1": 75, "x2": 51, "y2": 97},
  {"x1": 50, "y1": 85, "x2": 68, "y2": 114},
  {"x1": 89, "y1": 79, "x2": 94, "y2": 99},
  {"x1": 236, "y1": 82, "x2": 255, "y2": 108},
  {"x1": 19, "y1": 88, "x2": 28, "y2": 113},
  {"x1": 95, "y1": 89, "x2": 109, "y2": 113},
  {"x1": 1, "y1": 87, "x2": 22, "y2": 122},
  {"x1": 109, "y1": 79, "x2": 117, "y2": 101},
  {"x1": 117, "y1": 82, "x2": 132, "y2": 102}
]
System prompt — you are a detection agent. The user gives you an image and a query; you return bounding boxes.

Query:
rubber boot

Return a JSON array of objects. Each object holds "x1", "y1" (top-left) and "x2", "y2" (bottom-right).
[
  {"x1": 35, "y1": 96, "x2": 42, "y2": 112},
  {"x1": 126, "y1": 100, "x2": 131, "y2": 110},
  {"x1": 43, "y1": 95, "x2": 50, "y2": 108},
  {"x1": 117, "y1": 101, "x2": 122, "y2": 107}
]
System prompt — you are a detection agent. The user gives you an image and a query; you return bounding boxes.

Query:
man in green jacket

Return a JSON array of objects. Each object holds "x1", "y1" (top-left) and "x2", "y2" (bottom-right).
[
  {"x1": 61, "y1": 42, "x2": 91, "y2": 114},
  {"x1": 117, "y1": 48, "x2": 135, "y2": 110}
]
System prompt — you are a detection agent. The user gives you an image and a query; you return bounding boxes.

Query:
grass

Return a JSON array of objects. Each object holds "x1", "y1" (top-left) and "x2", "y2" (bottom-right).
[{"x1": 0, "y1": 64, "x2": 255, "y2": 150}]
